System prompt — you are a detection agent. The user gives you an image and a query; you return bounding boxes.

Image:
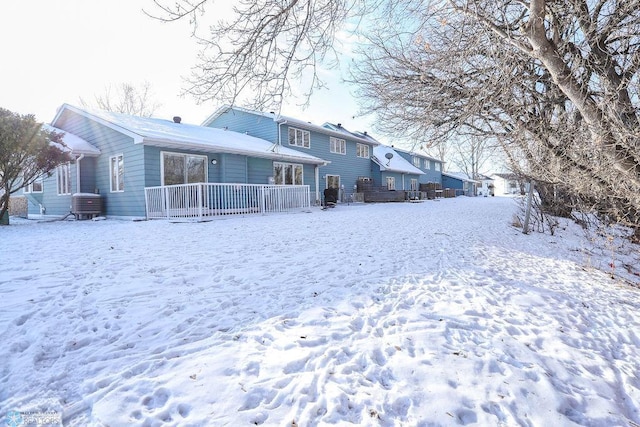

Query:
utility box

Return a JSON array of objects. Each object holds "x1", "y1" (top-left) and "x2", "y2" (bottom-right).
[{"x1": 72, "y1": 193, "x2": 102, "y2": 219}]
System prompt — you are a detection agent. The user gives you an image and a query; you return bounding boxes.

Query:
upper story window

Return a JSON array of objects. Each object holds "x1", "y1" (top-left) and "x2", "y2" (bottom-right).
[
  {"x1": 288, "y1": 127, "x2": 310, "y2": 148},
  {"x1": 435, "y1": 162, "x2": 441, "y2": 172},
  {"x1": 57, "y1": 163, "x2": 71, "y2": 195},
  {"x1": 24, "y1": 176, "x2": 43, "y2": 193},
  {"x1": 110, "y1": 154, "x2": 124, "y2": 192},
  {"x1": 424, "y1": 159, "x2": 431, "y2": 169},
  {"x1": 356, "y1": 143, "x2": 370, "y2": 158},
  {"x1": 412, "y1": 156, "x2": 421, "y2": 167},
  {"x1": 330, "y1": 137, "x2": 346, "y2": 155}
]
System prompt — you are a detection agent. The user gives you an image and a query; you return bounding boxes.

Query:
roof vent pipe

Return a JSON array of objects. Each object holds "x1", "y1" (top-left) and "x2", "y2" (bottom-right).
[
  {"x1": 173, "y1": 116, "x2": 182, "y2": 124},
  {"x1": 337, "y1": 123, "x2": 342, "y2": 128}
]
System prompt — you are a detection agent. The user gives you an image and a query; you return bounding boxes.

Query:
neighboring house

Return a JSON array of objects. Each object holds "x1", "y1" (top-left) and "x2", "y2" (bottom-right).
[
  {"x1": 29, "y1": 104, "x2": 325, "y2": 219},
  {"x1": 441, "y1": 172, "x2": 480, "y2": 196},
  {"x1": 490, "y1": 173, "x2": 528, "y2": 195},
  {"x1": 370, "y1": 145, "x2": 425, "y2": 191},
  {"x1": 475, "y1": 173, "x2": 495, "y2": 197},
  {"x1": 393, "y1": 147, "x2": 444, "y2": 186},
  {"x1": 202, "y1": 106, "x2": 379, "y2": 202}
]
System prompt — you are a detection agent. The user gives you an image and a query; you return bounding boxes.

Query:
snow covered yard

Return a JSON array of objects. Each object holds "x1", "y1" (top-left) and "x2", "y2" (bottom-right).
[{"x1": 1, "y1": 196, "x2": 639, "y2": 426}]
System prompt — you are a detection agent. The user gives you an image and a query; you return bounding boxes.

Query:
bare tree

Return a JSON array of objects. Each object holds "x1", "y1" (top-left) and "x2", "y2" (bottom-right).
[
  {"x1": 80, "y1": 81, "x2": 162, "y2": 117},
  {"x1": 151, "y1": 0, "x2": 640, "y2": 240},
  {"x1": 450, "y1": 136, "x2": 498, "y2": 178},
  {"x1": 0, "y1": 108, "x2": 70, "y2": 224}
]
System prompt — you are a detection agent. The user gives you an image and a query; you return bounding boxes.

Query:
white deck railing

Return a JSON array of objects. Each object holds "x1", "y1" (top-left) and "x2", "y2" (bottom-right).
[{"x1": 144, "y1": 183, "x2": 311, "y2": 220}]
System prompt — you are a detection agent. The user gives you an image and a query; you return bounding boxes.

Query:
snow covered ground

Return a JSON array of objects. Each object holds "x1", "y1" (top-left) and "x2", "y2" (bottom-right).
[{"x1": 1, "y1": 196, "x2": 639, "y2": 426}]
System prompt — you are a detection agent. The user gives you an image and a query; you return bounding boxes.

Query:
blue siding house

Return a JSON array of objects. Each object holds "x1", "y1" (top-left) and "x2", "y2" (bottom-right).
[
  {"x1": 28, "y1": 104, "x2": 325, "y2": 219},
  {"x1": 370, "y1": 145, "x2": 424, "y2": 191},
  {"x1": 393, "y1": 148, "x2": 443, "y2": 186},
  {"x1": 203, "y1": 106, "x2": 379, "y2": 202},
  {"x1": 442, "y1": 172, "x2": 480, "y2": 196}
]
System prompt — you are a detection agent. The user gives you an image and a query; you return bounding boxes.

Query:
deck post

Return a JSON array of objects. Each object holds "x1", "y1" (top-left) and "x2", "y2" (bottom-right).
[
  {"x1": 164, "y1": 186, "x2": 170, "y2": 219},
  {"x1": 198, "y1": 183, "x2": 203, "y2": 221}
]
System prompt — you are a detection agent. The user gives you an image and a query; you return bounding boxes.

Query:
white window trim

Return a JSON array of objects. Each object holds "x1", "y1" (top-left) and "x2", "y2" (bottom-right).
[
  {"x1": 273, "y1": 162, "x2": 304, "y2": 185},
  {"x1": 412, "y1": 157, "x2": 421, "y2": 168},
  {"x1": 330, "y1": 137, "x2": 346, "y2": 155},
  {"x1": 424, "y1": 159, "x2": 431, "y2": 169},
  {"x1": 24, "y1": 176, "x2": 44, "y2": 194},
  {"x1": 411, "y1": 178, "x2": 418, "y2": 191},
  {"x1": 356, "y1": 143, "x2": 370, "y2": 158},
  {"x1": 160, "y1": 151, "x2": 208, "y2": 186},
  {"x1": 435, "y1": 162, "x2": 441, "y2": 171},
  {"x1": 57, "y1": 163, "x2": 71, "y2": 195},
  {"x1": 288, "y1": 127, "x2": 310, "y2": 149},
  {"x1": 326, "y1": 174, "x2": 340, "y2": 189},
  {"x1": 110, "y1": 154, "x2": 124, "y2": 193},
  {"x1": 386, "y1": 176, "x2": 396, "y2": 190}
]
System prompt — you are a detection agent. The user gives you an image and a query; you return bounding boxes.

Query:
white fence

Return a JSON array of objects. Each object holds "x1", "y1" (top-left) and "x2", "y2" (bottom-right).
[{"x1": 144, "y1": 183, "x2": 311, "y2": 220}]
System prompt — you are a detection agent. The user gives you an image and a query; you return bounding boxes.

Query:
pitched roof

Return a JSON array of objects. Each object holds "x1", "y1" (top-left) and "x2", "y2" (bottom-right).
[
  {"x1": 43, "y1": 124, "x2": 101, "y2": 157},
  {"x1": 390, "y1": 146, "x2": 443, "y2": 163},
  {"x1": 442, "y1": 172, "x2": 481, "y2": 183},
  {"x1": 52, "y1": 104, "x2": 327, "y2": 165},
  {"x1": 371, "y1": 145, "x2": 424, "y2": 175},
  {"x1": 203, "y1": 105, "x2": 379, "y2": 146}
]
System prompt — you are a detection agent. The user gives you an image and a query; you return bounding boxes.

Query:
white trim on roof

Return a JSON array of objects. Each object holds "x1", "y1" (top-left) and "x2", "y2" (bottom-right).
[
  {"x1": 51, "y1": 104, "x2": 328, "y2": 165},
  {"x1": 205, "y1": 105, "x2": 380, "y2": 146},
  {"x1": 371, "y1": 145, "x2": 425, "y2": 175},
  {"x1": 442, "y1": 172, "x2": 481, "y2": 183},
  {"x1": 52, "y1": 104, "x2": 144, "y2": 143},
  {"x1": 42, "y1": 124, "x2": 101, "y2": 157},
  {"x1": 391, "y1": 146, "x2": 443, "y2": 163}
]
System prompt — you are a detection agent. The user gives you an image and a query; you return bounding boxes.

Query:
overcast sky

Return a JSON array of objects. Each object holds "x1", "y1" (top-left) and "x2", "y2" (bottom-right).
[{"x1": 1, "y1": 0, "x2": 376, "y2": 134}]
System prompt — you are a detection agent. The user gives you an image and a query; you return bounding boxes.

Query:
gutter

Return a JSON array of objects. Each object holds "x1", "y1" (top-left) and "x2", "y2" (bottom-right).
[{"x1": 142, "y1": 137, "x2": 327, "y2": 165}]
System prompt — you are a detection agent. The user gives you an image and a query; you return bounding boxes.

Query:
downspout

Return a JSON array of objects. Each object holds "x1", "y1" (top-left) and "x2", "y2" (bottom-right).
[
  {"x1": 75, "y1": 154, "x2": 85, "y2": 194},
  {"x1": 315, "y1": 165, "x2": 320, "y2": 204}
]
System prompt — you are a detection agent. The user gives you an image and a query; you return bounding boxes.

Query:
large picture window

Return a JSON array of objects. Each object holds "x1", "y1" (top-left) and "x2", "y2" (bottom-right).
[
  {"x1": 330, "y1": 137, "x2": 346, "y2": 155},
  {"x1": 273, "y1": 162, "x2": 303, "y2": 185},
  {"x1": 162, "y1": 152, "x2": 207, "y2": 185},
  {"x1": 356, "y1": 143, "x2": 369, "y2": 158},
  {"x1": 288, "y1": 127, "x2": 310, "y2": 148},
  {"x1": 110, "y1": 155, "x2": 124, "y2": 192},
  {"x1": 57, "y1": 163, "x2": 71, "y2": 195}
]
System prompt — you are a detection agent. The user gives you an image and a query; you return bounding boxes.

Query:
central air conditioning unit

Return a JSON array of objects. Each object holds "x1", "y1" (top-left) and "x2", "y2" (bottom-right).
[{"x1": 72, "y1": 193, "x2": 103, "y2": 219}]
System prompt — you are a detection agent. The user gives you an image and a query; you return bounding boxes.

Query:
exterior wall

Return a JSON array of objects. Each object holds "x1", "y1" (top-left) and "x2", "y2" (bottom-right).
[
  {"x1": 442, "y1": 175, "x2": 464, "y2": 191},
  {"x1": 442, "y1": 175, "x2": 478, "y2": 196},
  {"x1": 207, "y1": 108, "x2": 375, "y2": 198},
  {"x1": 24, "y1": 161, "x2": 77, "y2": 216},
  {"x1": 219, "y1": 153, "x2": 248, "y2": 183},
  {"x1": 208, "y1": 109, "x2": 279, "y2": 143},
  {"x1": 280, "y1": 125, "x2": 372, "y2": 195},
  {"x1": 53, "y1": 109, "x2": 146, "y2": 217},
  {"x1": 395, "y1": 151, "x2": 443, "y2": 184}
]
